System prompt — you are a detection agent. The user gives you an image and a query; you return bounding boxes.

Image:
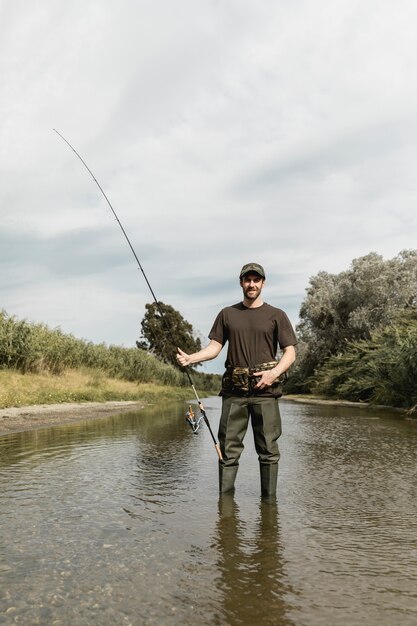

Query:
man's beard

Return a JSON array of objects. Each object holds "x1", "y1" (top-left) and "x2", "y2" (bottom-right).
[{"x1": 243, "y1": 286, "x2": 261, "y2": 299}]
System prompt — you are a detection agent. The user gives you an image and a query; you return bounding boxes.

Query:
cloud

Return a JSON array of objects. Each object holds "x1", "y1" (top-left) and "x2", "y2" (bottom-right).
[{"x1": 1, "y1": 0, "x2": 417, "y2": 373}]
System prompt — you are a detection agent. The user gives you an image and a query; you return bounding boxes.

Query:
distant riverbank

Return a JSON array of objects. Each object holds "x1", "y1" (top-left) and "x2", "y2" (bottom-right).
[
  {"x1": 0, "y1": 367, "x2": 214, "y2": 435},
  {"x1": 0, "y1": 368, "x2": 203, "y2": 408},
  {"x1": 283, "y1": 394, "x2": 410, "y2": 417},
  {"x1": 0, "y1": 400, "x2": 149, "y2": 435},
  {"x1": 1, "y1": 393, "x2": 409, "y2": 437}
]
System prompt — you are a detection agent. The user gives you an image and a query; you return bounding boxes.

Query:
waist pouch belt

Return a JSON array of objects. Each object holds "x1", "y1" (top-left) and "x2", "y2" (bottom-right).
[{"x1": 221, "y1": 361, "x2": 287, "y2": 396}]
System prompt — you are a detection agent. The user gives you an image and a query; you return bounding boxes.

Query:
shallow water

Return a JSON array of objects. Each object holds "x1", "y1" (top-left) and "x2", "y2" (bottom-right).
[{"x1": 1, "y1": 398, "x2": 417, "y2": 625}]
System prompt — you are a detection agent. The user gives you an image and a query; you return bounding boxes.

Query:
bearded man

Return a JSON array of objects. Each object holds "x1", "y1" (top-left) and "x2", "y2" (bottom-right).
[{"x1": 177, "y1": 263, "x2": 296, "y2": 497}]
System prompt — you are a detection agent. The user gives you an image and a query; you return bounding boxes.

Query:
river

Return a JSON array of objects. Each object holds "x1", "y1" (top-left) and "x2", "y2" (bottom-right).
[{"x1": 1, "y1": 397, "x2": 416, "y2": 625}]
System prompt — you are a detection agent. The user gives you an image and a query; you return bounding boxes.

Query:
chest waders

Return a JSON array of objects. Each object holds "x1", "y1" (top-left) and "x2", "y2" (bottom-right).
[{"x1": 218, "y1": 363, "x2": 284, "y2": 497}]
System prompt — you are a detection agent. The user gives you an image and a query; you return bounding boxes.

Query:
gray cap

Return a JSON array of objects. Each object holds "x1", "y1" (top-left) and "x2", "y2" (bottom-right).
[{"x1": 239, "y1": 263, "x2": 266, "y2": 279}]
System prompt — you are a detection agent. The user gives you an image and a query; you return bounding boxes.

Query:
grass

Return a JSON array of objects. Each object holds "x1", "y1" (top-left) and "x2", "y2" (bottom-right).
[
  {"x1": 0, "y1": 309, "x2": 220, "y2": 396},
  {"x1": 0, "y1": 368, "x2": 212, "y2": 409}
]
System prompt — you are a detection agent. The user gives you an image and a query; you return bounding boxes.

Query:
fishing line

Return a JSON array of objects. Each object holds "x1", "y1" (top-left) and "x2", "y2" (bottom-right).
[{"x1": 53, "y1": 129, "x2": 222, "y2": 460}]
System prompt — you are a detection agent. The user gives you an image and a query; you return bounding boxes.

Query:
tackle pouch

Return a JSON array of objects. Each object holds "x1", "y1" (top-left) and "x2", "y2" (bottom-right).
[{"x1": 221, "y1": 361, "x2": 287, "y2": 396}]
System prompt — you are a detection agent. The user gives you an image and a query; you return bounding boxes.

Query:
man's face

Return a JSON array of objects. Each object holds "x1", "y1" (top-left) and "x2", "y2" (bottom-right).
[{"x1": 240, "y1": 273, "x2": 265, "y2": 300}]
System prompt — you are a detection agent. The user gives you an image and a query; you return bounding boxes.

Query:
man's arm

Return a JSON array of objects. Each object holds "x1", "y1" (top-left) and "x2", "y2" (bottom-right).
[
  {"x1": 176, "y1": 339, "x2": 223, "y2": 367},
  {"x1": 253, "y1": 345, "x2": 296, "y2": 389}
]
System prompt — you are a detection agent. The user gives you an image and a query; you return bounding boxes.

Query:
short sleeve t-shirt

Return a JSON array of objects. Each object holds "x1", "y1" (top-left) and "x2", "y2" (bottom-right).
[{"x1": 208, "y1": 302, "x2": 297, "y2": 369}]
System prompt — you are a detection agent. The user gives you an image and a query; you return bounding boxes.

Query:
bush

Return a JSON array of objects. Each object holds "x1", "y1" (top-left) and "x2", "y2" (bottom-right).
[{"x1": 311, "y1": 309, "x2": 417, "y2": 411}]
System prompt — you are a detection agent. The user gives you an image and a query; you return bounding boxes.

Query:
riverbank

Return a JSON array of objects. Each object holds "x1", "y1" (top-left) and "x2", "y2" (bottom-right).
[
  {"x1": 1, "y1": 393, "x2": 408, "y2": 437},
  {"x1": 284, "y1": 394, "x2": 382, "y2": 408},
  {"x1": 0, "y1": 368, "x2": 198, "y2": 408},
  {"x1": 0, "y1": 400, "x2": 148, "y2": 435},
  {"x1": 283, "y1": 394, "x2": 410, "y2": 415},
  {"x1": 291, "y1": 380, "x2": 416, "y2": 416},
  {"x1": 0, "y1": 368, "x2": 212, "y2": 435}
]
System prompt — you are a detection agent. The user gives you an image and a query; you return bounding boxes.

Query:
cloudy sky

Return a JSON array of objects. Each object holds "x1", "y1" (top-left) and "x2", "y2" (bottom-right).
[{"x1": 1, "y1": 0, "x2": 417, "y2": 373}]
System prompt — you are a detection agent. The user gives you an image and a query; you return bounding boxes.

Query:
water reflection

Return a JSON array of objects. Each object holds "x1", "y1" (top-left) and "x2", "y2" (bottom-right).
[
  {"x1": 1, "y1": 398, "x2": 417, "y2": 625},
  {"x1": 215, "y1": 495, "x2": 295, "y2": 626},
  {"x1": 0, "y1": 401, "x2": 193, "y2": 470}
]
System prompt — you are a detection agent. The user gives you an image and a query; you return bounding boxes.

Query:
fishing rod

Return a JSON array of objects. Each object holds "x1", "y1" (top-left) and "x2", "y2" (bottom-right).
[{"x1": 53, "y1": 129, "x2": 222, "y2": 461}]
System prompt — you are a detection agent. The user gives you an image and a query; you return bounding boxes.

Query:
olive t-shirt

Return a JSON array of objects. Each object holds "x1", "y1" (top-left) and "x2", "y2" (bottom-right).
[{"x1": 208, "y1": 302, "x2": 297, "y2": 369}]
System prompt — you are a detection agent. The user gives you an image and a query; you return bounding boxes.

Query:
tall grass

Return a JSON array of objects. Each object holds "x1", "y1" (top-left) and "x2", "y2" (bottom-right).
[
  {"x1": 0, "y1": 310, "x2": 220, "y2": 392},
  {"x1": 0, "y1": 369, "x2": 200, "y2": 409}
]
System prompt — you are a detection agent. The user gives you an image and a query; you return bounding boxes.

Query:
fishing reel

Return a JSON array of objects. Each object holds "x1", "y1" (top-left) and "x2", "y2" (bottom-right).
[
  {"x1": 185, "y1": 405, "x2": 204, "y2": 434},
  {"x1": 185, "y1": 404, "x2": 223, "y2": 460}
]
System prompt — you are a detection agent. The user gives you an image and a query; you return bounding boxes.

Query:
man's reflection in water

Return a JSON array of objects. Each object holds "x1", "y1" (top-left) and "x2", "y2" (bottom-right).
[{"x1": 214, "y1": 495, "x2": 296, "y2": 626}]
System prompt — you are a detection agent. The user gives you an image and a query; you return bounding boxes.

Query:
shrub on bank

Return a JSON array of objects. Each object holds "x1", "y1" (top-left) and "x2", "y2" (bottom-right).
[{"x1": 311, "y1": 309, "x2": 417, "y2": 411}]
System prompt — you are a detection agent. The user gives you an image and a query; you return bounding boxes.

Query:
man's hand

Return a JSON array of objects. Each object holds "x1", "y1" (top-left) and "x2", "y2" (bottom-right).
[
  {"x1": 252, "y1": 369, "x2": 279, "y2": 389},
  {"x1": 176, "y1": 340, "x2": 223, "y2": 368},
  {"x1": 176, "y1": 348, "x2": 192, "y2": 367}
]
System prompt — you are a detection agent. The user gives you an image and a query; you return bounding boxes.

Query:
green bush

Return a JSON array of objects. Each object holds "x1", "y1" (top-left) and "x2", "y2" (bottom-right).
[{"x1": 312, "y1": 309, "x2": 417, "y2": 411}]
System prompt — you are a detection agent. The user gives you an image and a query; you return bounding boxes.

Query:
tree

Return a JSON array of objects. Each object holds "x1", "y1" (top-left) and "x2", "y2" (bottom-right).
[
  {"x1": 137, "y1": 301, "x2": 202, "y2": 368},
  {"x1": 295, "y1": 249, "x2": 417, "y2": 385},
  {"x1": 311, "y1": 308, "x2": 417, "y2": 411}
]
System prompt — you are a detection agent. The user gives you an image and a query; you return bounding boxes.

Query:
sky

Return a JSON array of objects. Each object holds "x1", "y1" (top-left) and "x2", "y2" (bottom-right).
[{"x1": 1, "y1": 0, "x2": 417, "y2": 374}]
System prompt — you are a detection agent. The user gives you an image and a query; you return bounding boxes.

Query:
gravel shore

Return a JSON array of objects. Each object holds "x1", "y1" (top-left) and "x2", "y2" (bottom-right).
[{"x1": 0, "y1": 401, "x2": 147, "y2": 436}]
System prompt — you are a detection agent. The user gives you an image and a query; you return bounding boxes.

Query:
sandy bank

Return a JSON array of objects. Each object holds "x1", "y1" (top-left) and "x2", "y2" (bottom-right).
[
  {"x1": 0, "y1": 401, "x2": 147, "y2": 436},
  {"x1": 283, "y1": 395, "x2": 369, "y2": 408},
  {"x1": 283, "y1": 395, "x2": 407, "y2": 414}
]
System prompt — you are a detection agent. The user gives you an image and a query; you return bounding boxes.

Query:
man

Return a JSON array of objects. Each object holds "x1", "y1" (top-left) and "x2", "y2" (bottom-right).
[{"x1": 177, "y1": 263, "x2": 296, "y2": 497}]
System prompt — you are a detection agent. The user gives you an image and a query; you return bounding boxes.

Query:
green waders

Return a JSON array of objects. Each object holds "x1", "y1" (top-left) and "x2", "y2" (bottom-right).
[{"x1": 218, "y1": 396, "x2": 281, "y2": 496}]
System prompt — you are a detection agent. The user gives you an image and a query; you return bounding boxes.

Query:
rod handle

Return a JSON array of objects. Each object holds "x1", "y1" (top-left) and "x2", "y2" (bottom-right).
[{"x1": 215, "y1": 444, "x2": 223, "y2": 461}]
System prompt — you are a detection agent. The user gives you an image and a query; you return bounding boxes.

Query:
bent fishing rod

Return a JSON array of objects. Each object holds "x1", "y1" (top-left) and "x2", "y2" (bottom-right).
[{"x1": 53, "y1": 129, "x2": 222, "y2": 461}]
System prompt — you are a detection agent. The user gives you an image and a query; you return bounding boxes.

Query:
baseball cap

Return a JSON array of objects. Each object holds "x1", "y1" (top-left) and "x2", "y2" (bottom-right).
[{"x1": 239, "y1": 263, "x2": 266, "y2": 279}]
